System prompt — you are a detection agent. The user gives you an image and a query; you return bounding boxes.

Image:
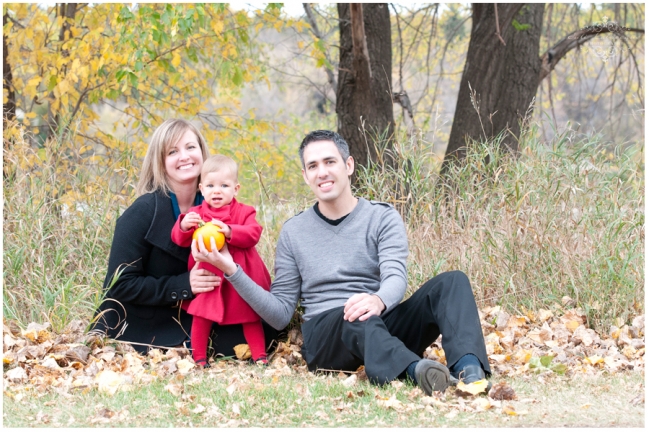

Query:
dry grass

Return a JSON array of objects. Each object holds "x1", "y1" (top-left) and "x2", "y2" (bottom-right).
[{"x1": 355, "y1": 126, "x2": 644, "y2": 331}]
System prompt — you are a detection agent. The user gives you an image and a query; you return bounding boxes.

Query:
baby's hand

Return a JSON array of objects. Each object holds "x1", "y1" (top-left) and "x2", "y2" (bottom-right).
[
  {"x1": 211, "y1": 219, "x2": 232, "y2": 239},
  {"x1": 181, "y1": 212, "x2": 202, "y2": 231}
]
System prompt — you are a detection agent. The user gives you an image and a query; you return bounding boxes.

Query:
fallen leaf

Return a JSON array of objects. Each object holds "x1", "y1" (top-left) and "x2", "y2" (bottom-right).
[
  {"x1": 564, "y1": 320, "x2": 581, "y2": 332},
  {"x1": 342, "y1": 373, "x2": 357, "y2": 387},
  {"x1": 456, "y1": 379, "x2": 489, "y2": 396},
  {"x1": 561, "y1": 296, "x2": 575, "y2": 307},
  {"x1": 5, "y1": 366, "x2": 27, "y2": 383},
  {"x1": 538, "y1": 309, "x2": 554, "y2": 322},
  {"x1": 41, "y1": 356, "x2": 61, "y2": 370},
  {"x1": 232, "y1": 403, "x2": 241, "y2": 415},
  {"x1": 233, "y1": 344, "x2": 251, "y2": 360},
  {"x1": 95, "y1": 370, "x2": 125, "y2": 395},
  {"x1": 165, "y1": 383, "x2": 183, "y2": 396},
  {"x1": 148, "y1": 349, "x2": 164, "y2": 364},
  {"x1": 21, "y1": 322, "x2": 51, "y2": 343},
  {"x1": 176, "y1": 358, "x2": 194, "y2": 375},
  {"x1": 502, "y1": 404, "x2": 518, "y2": 416},
  {"x1": 584, "y1": 355, "x2": 604, "y2": 366},
  {"x1": 444, "y1": 409, "x2": 458, "y2": 419},
  {"x1": 376, "y1": 395, "x2": 403, "y2": 410},
  {"x1": 488, "y1": 381, "x2": 517, "y2": 400},
  {"x1": 471, "y1": 397, "x2": 493, "y2": 411},
  {"x1": 495, "y1": 310, "x2": 510, "y2": 330},
  {"x1": 192, "y1": 404, "x2": 206, "y2": 414},
  {"x1": 507, "y1": 316, "x2": 527, "y2": 328}
]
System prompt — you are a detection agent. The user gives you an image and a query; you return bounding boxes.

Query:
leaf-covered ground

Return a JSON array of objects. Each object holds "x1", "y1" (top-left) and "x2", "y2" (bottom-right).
[{"x1": 3, "y1": 300, "x2": 645, "y2": 427}]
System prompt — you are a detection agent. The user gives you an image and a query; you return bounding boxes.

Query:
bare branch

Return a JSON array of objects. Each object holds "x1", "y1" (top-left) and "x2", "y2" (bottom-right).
[
  {"x1": 303, "y1": 3, "x2": 337, "y2": 90},
  {"x1": 539, "y1": 22, "x2": 644, "y2": 82},
  {"x1": 493, "y1": 4, "x2": 506, "y2": 46}
]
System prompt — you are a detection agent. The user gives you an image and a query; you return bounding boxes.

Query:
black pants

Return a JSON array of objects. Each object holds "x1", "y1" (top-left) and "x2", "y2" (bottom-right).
[{"x1": 300, "y1": 271, "x2": 490, "y2": 385}]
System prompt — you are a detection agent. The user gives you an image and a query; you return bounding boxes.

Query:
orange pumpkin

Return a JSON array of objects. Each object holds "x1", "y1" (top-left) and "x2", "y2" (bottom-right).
[{"x1": 192, "y1": 221, "x2": 226, "y2": 252}]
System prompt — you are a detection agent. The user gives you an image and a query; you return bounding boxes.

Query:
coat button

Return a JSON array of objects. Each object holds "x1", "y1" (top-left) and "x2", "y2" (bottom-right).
[
  {"x1": 182, "y1": 290, "x2": 189, "y2": 299},
  {"x1": 171, "y1": 292, "x2": 178, "y2": 300}
]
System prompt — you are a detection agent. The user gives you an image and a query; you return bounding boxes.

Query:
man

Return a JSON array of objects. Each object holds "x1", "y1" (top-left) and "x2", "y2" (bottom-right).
[{"x1": 193, "y1": 130, "x2": 491, "y2": 394}]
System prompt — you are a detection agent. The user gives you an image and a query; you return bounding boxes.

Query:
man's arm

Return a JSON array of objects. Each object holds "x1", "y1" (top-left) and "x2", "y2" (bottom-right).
[
  {"x1": 373, "y1": 206, "x2": 409, "y2": 312},
  {"x1": 343, "y1": 204, "x2": 409, "y2": 322},
  {"x1": 193, "y1": 228, "x2": 301, "y2": 330}
]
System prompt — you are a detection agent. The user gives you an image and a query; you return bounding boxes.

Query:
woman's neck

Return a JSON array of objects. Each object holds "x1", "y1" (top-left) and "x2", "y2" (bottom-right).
[{"x1": 172, "y1": 182, "x2": 198, "y2": 214}]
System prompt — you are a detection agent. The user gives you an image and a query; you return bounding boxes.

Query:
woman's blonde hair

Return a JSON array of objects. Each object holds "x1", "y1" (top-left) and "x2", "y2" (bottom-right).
[{"x1": 135, "y1": 119, "x2": 209, "y2": 196}]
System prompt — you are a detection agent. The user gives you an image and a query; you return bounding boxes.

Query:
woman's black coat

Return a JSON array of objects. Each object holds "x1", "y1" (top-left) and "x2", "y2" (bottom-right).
[{"x1": 91, "y1": 191, "x2": 195, "y2": 351}]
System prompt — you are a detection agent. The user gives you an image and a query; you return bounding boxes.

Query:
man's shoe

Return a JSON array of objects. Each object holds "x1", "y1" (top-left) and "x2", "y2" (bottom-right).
[
  {"x1": 414, "y1": 359, "x2": 451, "y2": 395},
  {"x1": 453, "y1": 364, "x2": 492, "y2": 392}
]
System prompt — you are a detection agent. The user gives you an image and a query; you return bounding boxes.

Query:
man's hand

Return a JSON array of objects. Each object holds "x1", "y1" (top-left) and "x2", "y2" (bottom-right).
[
  {"x1": 343, "y1": 293, "x2": 386, "y2": 322},
  {"x1": 188, "y1": 262, "x2": 219, "y2": 295},
  {"x1": 191, "y1": 234, "x2": 238, "y2": 276}
]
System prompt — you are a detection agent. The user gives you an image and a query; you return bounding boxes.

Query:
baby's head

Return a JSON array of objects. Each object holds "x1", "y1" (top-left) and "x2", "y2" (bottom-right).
[{"x1": 199, "y1": 155, "x2": 240, "y2": 209}]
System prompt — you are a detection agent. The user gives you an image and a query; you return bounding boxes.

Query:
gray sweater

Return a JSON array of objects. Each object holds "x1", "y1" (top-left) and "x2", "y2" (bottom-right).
[{"x1": 225, "y1": 198, "x2": 409, "y2": 330}]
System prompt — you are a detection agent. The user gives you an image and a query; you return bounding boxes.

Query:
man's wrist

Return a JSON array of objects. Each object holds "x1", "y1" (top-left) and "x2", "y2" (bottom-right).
[
  {"x1": 372, "y1": 294, "x2": 386, "y2": 312},
  {"x1": 224, "y1": 263, "x2": 239, "y2": 278}
]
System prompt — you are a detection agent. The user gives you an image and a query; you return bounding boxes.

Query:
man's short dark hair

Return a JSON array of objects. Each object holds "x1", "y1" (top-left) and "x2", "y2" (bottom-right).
[{"x1": 299, "y1": 130, "x2": 351, "y2": 167}]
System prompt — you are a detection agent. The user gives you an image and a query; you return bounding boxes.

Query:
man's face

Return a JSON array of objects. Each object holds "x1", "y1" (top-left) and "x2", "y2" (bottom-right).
[{"x1": 301, "y1": 140, "x2": 354, "y2": 204}]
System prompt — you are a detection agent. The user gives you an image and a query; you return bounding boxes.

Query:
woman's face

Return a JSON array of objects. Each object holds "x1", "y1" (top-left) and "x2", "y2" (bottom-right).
[{"x1": 164, "y1": 129, "x2": 203, "y2": 191}]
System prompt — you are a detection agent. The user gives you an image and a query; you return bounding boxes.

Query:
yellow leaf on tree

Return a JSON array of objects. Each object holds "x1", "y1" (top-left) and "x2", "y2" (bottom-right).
[{"x1": 172, "y1": 51, "x2": 181, "y2": 68}]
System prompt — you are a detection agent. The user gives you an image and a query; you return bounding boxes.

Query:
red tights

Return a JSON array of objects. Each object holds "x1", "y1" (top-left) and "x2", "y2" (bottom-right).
[{"x1": 191, "y1": 315, "x2": 267, "y2": 362}]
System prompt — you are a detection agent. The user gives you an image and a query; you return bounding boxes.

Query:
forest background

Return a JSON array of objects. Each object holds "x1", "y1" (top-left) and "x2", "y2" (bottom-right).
[{"x1": 1, "y1": 3, "x2": 645, "y2": 427}]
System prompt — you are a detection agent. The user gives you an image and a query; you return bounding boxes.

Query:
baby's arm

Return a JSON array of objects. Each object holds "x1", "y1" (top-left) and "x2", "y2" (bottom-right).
[
  {"x1": 172, "y1": 211, "x2": 203, "y2": 247},
  {"x1": 181, "y1": 211, "x2": 202, "y2": 231},
  {"x1": 226, "y1": 207, "x2": 262, "y2": 249}
]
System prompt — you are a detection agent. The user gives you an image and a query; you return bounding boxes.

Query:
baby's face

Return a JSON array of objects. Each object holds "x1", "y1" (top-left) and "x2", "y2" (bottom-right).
[{"x1": 199, "y1": 170, "x2": 240, "y2": 208}]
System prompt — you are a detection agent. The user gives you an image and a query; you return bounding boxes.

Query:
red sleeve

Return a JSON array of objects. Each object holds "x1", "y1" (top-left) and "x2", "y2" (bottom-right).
[
  {"x1": 227, "y1": 205, "x2": 262, "y2": 249},
  {"x1": 171, "y1": 213, "x2": 195, "y2": 247}
]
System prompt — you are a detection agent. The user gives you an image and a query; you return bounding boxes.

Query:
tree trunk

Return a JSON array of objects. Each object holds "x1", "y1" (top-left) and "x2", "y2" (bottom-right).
[
  {"x1": 336, "y1": 3, "x2": 394, "y2": 183},
  {"x1": 3, "y1": 12, "x2": 16, "y2": 122},
  {"x1": 444, "y1": 4, "x2": 544, "y2": 170}
]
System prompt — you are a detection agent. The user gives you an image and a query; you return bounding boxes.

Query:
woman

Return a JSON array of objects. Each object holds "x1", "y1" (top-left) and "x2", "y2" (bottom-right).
[{"x1": 91, "y1": 119, "x2": 278, "y2": 355}]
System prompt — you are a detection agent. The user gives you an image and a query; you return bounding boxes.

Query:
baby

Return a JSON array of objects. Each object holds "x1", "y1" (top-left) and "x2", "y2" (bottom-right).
[{"x1": 171, "y1": 154, "x2": 271, "y2": 367}]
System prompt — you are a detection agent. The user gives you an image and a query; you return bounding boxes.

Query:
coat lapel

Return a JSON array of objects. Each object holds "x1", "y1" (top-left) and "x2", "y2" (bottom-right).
[{"x1": 145, "y1": 191, "x2": 191, "y2": 262}]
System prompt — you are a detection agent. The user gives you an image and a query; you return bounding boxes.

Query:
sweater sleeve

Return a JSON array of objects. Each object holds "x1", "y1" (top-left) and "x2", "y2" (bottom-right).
[
  {"x1": 225, "y1": 227, "x2": 301, "y2": 330},
  {"x1": 373, "y1": 206, "x2": 409, "y2": 313}
]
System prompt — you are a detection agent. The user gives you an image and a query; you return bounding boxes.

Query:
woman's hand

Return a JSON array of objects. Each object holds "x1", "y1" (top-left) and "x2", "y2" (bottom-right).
[
  {"x1": 189, "y1": 262, "x2": 220, "y2": 295},
  {"x1": 192, "y1": 234, "x2": 238, "y2": 276}
]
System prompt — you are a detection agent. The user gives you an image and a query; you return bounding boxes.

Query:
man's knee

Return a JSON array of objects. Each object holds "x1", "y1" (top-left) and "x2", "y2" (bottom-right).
[{"x1": 341, "y1": 316, "x2": 381, "y2": 345}]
